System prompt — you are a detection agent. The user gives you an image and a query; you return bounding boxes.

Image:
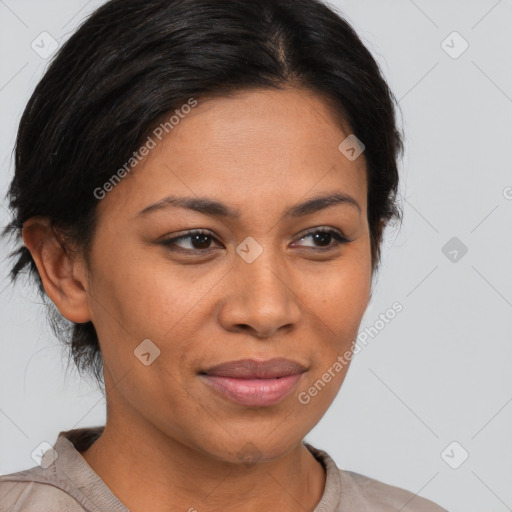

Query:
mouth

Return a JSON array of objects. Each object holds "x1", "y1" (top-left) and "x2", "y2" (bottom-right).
[{"x1": 199, "y1": 358, "x2": 307, "y2": 407}]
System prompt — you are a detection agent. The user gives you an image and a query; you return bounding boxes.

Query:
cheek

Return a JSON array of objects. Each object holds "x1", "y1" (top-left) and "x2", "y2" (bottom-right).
[
  {"x1": 306, "y1": 256, "x2": 371, "y2": 338},
  {"x1": 88, "y1": 247, "x2": 185, "y2": 334},
  {"x1": 329, "y1": 271, "x2": 370, "y2": 333},
  {"x1": 297, "y1": 250, "x2": 371, "y2": 401},
  {"x1": 295, "y1": 266, "x2": 369, "y2": 416}
]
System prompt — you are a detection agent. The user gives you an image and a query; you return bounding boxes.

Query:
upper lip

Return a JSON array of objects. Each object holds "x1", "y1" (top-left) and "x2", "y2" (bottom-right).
[{"x1": 201, "y1": 358, "x2": 307, "y2": 379}]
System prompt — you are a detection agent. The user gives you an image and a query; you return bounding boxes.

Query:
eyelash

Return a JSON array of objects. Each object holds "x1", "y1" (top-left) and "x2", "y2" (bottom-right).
[{"x1": 159, "y1": 227, "x2": 351, "y2": 254}]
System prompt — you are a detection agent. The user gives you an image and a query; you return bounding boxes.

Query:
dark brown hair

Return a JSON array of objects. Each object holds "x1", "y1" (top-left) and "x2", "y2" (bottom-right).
[{"x1": 2, "y1": 0, "x2": 404, "y2": 388}]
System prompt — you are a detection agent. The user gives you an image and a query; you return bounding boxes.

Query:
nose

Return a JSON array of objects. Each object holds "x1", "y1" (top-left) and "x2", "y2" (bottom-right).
[{"x1": 218, "y1": 252, "x2": 302, "y2": 339}]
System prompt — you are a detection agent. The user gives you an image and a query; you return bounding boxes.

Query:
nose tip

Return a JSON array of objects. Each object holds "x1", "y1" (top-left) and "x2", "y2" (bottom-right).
[{"x1": 219, "y1": 260, "x2": 301, "y2": 339}]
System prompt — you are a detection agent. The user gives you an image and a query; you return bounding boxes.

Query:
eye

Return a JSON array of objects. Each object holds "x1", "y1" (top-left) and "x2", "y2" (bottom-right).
[
  {"x1": 158, "y1": 227, "x2": 351, "y2": 255},
  {"x1": 292, "y1": 227, "x2": 350, "y2": 250},
  {"x1": 159, "y1": 230, "x2": 221, "y2": 253}
]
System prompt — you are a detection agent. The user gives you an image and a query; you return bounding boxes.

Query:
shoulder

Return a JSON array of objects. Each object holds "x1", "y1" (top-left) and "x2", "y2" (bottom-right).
[
  {"x1": 305, "y1": 443, "x2": 448, "y2": 512},
  {"x1": 339, "y1": 469, "x2": 448, "y2": 511},
  {"x1": 0, "y1": 467, "x2": 85, "y2": 512}
]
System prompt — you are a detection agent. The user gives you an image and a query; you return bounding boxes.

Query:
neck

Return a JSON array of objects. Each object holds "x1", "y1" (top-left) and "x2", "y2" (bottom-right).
[{"x1": 79, "y1": 415, "x2": 326, "y2": 512}]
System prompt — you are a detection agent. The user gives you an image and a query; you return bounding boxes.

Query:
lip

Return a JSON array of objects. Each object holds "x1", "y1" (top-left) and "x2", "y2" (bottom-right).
[
  {"x1": 200, "y1": 358, "x2": 307, "y2": 407},
  {"x1": 201, "y1": 358, "x2": 307, "y2": 378}
]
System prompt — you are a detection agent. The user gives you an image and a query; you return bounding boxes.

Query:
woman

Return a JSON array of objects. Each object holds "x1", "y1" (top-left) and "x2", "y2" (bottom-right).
[{"x1": 0, "y1": 0, "x2": 448, "y2": 510}]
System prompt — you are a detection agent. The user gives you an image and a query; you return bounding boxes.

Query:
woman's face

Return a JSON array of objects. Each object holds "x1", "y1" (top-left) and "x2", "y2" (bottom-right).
[{"x1": 86, "y1": 87, "x2": 372, "y2": 462}]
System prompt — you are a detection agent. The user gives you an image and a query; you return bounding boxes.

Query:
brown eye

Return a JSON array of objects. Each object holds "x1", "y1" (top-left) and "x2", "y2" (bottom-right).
[
  {"x1": 294, "y1": 228, "x2": 350, "y2": 249},
  {"x1": 160, "y1": 230, "x2": 221, "y2": 252}
]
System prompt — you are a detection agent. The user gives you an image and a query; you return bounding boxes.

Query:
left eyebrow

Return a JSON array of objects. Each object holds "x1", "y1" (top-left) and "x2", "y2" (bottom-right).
[
  {"x1": 282, "y1": 192, "x2": 361, "y2": 218},
  {"x1": 135, "y1": 191, "x2": 361, "y2": 219}
]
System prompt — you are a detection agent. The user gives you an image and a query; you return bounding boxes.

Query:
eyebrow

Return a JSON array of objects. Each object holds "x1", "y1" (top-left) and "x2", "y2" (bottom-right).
[{"x1": 136, "y1": 191, "x2": 361, "y2": 219}]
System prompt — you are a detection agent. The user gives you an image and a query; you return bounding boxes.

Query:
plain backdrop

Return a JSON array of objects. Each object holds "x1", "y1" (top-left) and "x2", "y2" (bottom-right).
[{"x1": 1, "y1": 1, "x2": 512, "y2": 511}]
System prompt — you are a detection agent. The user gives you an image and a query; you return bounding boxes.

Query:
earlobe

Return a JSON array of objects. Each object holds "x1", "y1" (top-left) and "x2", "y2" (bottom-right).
[{"x1": 22, "y1": 217, "x2": 92, "y2": 324}]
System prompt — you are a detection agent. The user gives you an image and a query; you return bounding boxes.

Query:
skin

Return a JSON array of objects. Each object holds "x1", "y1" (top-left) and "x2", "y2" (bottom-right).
[{"x1": 23, "y1": 87, "x2": 378, "y2": 512}]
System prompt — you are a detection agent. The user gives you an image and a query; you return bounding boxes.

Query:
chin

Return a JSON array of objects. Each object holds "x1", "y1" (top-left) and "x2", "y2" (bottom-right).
[{"x1": 193, "y1": 430, "x2": 302, "y2": 466}]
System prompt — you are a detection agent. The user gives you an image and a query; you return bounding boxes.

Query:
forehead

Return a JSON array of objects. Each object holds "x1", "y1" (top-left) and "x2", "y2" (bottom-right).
[{"x1": 96, "y1": 87, "x2": 367, "y2": 219}]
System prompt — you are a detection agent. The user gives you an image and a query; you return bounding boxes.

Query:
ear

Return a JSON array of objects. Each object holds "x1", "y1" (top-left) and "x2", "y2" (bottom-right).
[{"x1": 22, "y1": 217, "x2": 92, "y2": 324}]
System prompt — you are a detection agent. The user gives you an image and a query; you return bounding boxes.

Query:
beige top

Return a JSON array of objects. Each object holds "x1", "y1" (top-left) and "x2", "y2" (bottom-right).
[{"x1": 0, "y1": 427, "x2": 447, "y2": 511}]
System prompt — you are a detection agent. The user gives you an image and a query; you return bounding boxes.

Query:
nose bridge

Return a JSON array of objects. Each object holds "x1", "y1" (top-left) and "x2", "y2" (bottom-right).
[
  {"x1": 245, "y1": 255, "x2": 286, "y2": 301},
  {"x1": 239, "y1": 240, "x2": 289, "y2": 305}
]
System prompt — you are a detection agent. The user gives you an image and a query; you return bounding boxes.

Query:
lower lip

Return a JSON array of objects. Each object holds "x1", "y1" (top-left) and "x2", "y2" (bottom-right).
[{"x1": 200, "y1": 373, "x2": 303, "y2": 407}]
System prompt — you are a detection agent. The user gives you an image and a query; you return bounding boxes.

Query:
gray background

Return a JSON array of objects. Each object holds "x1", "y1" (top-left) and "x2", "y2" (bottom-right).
[{"x1": 1, "y1": 1, "x2": 511, "y2": 511}]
